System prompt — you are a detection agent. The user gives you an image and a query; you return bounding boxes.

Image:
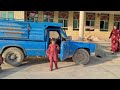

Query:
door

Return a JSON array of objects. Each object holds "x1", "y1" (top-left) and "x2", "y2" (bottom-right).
[{"x1": 60, "y1": 40, "x2": 70, "y2": 61}]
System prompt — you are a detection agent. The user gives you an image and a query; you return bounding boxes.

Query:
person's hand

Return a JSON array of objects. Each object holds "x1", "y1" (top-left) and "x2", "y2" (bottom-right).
[{"x1": 57, "y1": 47, "x2": 59, "y2": 50}]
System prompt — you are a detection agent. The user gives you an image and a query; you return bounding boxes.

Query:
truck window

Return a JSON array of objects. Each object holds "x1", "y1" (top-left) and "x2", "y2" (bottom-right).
[
  {"x1": 49, "y1": 31, "x2": 60, "y2": 39},
  {"x1": 49, "y1": 31, "x2": 61, "y2": 49},
  {"x1": 61, "y1": 33, "x2": 66, "y2": 41}
]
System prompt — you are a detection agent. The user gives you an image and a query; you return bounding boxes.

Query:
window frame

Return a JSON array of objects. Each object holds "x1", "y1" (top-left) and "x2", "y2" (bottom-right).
[
  {"x1": 100, "y1": 14, "x2": 109, "y2": 31},
  {"x1": 86, "y1": 20, "x2": 95, "y2": 26},
  {"x1": 43, "y1": 11, "x2": 54, "y2": 22},
  {"x1": 58, "y1": 11, "x2": 68, "y2": 30},
  {"x1": 86, "y1": 13, "x2": 95, "y2": 27},
  {"x1": 114, "y1": 15, "x2": 120, "y2": 29},
  {"x1": 114, "y1": 21, "x2": 120, "y2": 26},
  {"x1": 100, "y1": 20, "x2": 109, "y2": 31},
  {"x1": 73, "y1": 12, "x2": 79, "y2": 30},
  {"x1": 27, "y1": 11, "x2": 38, "y2": 22},
  {"x1": 73, "y1": 19, "x2": 79, "y2": 30},
  {"x1": 1, "y1": 11, "x2": 7, "y2": 19},
  {"x1": 8, "y1": 11, "x2": 14, "y2": 20},
  {"x1": 49, "y1": 31, "x2": 60, "y2": 39},
  {"x1": 85, "y1": 13, "x2": 95, "y2": 31}
]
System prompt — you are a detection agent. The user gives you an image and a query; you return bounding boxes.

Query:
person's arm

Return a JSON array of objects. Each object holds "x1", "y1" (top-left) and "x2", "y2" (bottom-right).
[
  {"x1": 56, "y1": 44, "x2": 59, "y2": 51},
  {"x1": 46, "y1": 45, "x2": 51, "y2": 56},
  {"x1": 119, "y1": 30, "x2": 120, "y2": 39},
  {"x1": 109, "y1": 30, "x2": 113, "y2": 38}
]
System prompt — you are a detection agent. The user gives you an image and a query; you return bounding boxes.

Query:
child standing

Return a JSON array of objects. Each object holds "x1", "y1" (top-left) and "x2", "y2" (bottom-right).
[{"x1": 46, "y1": 38, "x2": 59, "y2": 71}]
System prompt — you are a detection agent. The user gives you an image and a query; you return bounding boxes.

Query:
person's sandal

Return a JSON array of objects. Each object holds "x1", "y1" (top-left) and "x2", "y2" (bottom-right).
[
  {"x1": 55, "y1": 67, "x2": 58, "y2": 69},
  {"x1": 111, "y1": 52, "x2": 115, "y2": 55},
  {"x1": 49, "y1": 68, "x2": 53, "y2": 71}
]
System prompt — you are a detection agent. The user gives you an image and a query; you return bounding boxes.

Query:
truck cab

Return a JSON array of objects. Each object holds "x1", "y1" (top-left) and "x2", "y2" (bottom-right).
[
  {"x1": 0, "y1": 19, "x2": 96, "y2": 66},
  {"x1": 46, "y1": 25, "x2": 96, "y2": 65}
]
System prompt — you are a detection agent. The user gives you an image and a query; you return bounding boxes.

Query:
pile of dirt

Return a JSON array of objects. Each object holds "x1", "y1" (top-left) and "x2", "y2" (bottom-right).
[
  {"x1": 84, "y1": 35, "x2": 109, "y2": 42},
  {"x1": 84, "y1": 35, "x2": 101, "y2": 41}
]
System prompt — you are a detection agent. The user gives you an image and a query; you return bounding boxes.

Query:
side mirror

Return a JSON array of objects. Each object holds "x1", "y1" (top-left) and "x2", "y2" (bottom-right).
[{"x1": 67, "y1": 36, "x2": 72, "y2": 40}]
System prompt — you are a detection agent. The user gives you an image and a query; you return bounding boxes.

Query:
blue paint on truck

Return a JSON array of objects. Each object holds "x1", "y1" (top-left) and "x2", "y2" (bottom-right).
[{"x1": 0, "y1": 19, "x2": 96, "y2": 66}]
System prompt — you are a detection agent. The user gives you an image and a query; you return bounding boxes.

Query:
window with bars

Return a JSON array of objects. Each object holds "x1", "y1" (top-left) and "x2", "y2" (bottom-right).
[
  {"x1": 8, "y1": 11, "x2": 14, "y2": 20},
  {"x1": 2, "y1": 11, "x2": 7, "y2": 19},
  {"x1": 0, "y1": 11, "x2": 14, "y2": 20},
  {"x1": 73, "y1": 12, "x2": 79, "y2": 30},
  {"x1": 85, "y1": 13, "x2": 95, "y2": 31},
  {"x1": 86, "y1": 13, "x2": 95, "y2": 26},
  {"x1": 43, "y1": 11, "x2": 54, "y2": 22},
  {"x1": 114, "y1": 15, "x2": 120, "y2": 29},
  {"x1": 100, "y1": 14, "x2": 109, "y2": 31},
  {"x1": 27, "y1": 11, "x2": 38, "y2": 22},
  {"x1": 58, "y1": 11, "x2": 68, "y2": 30}
]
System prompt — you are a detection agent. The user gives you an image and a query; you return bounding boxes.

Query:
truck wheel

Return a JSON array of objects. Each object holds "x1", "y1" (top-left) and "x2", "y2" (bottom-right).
[
  {"x1": 72, "y1": 49, "x2": 90, "y2": 65},
  {"x1": 2, "y1": 47, "x2": 24, "y2": 67}
]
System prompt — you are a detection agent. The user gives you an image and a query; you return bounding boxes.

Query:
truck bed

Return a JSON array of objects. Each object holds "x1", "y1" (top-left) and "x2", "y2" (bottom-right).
[{"x1": 0, "y1": 20, "x2": 29, "y2": 39}]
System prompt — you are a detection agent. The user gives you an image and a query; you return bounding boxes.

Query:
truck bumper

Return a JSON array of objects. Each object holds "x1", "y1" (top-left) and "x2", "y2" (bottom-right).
[{"x1": 90, "y1": 52, "x2": 95, "y2": 56}]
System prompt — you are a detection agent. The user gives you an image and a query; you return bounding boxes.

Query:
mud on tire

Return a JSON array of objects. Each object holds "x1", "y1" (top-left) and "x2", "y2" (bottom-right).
[
  {"x1": 72, "y1": 49, "x2": 90, "y2": 65},
  {"x1": 2, "y1": 47, "x2": 24, "y2": 67}
]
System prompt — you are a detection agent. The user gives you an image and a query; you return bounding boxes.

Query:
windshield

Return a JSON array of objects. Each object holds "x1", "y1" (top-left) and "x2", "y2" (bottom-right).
[{"x1": 60, "y1": 28, "x2": 67, "y2": 39}]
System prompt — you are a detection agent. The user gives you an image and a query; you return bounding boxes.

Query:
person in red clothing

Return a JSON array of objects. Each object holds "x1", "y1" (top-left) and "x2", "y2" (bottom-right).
[
  {"x1": 116, "y1": 29, "x2": 120, "y2": 52},
  {"x1": 46, "y1": 38, "x2": 59, "y2": 71},
  {"x1": 109, "y1": 26, "x2": 120, "y2": 54}
]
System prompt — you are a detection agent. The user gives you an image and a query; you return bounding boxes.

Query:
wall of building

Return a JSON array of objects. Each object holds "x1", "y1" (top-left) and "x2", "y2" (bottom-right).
[
  {"x1": 37, "y1": 11, "x2": 115, "y2": 40},
  {"x1": 84, "y1": 13, "x2": 114, "y2": 41}
]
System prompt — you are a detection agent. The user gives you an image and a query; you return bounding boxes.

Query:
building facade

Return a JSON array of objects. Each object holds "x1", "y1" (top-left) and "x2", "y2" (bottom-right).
[{"x1": 1, "y1": 11, "x2": 120, "y2": 40}]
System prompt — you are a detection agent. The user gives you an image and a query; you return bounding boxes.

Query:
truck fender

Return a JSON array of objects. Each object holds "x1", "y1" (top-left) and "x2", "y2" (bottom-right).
[
  {"x1": 0, "y1": 45, "x2": 26, "y2": 56},
  {"x1": 75, "y1": 48, "x2": 90, "y2": 55}
]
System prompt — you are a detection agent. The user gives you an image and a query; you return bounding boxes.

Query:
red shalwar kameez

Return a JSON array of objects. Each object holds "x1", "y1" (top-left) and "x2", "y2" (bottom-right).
[
  {"x1": 46, "y1": 44, "x2": 59, "y2": 70},
  {"x1": 109, "y1": 29, "x2": 120, "y2": 53}
]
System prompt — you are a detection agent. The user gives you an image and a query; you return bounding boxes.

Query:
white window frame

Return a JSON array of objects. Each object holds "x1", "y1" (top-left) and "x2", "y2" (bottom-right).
[
  {"x1": 58, "y1": 11, "x2": 68, "y2": 30},
  {"x1": 59, "y1": 18, "x2": 68, "y2": 29},
  {"x1": 86, "y1": 20, "x2": 95, "y2": 26},
  {"x1": 100, "y1": 20, "x2": 109, "y2": 31},
  {"x1": 73, "y1": 19, "x2": 79, "y2": 29},
  {"x1": 86, "y1": 13, "x2": 95, "y2": 27},
  {"x1": 43, "y1": 11, "x2": 54, "y2": 22},
  {"x1": 73, "y1": 12, "x2": 79, "y2": 30},
  {"x1": 100, "y1": 14, "x2": 109, "y2": 31}
]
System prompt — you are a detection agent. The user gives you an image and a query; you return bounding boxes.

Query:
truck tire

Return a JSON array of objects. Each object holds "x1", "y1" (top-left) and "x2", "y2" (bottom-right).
[
  {"x1": 72, "y1": 49, "x2": 90, "y2": 65},
  {"x1": 2, "y1": 47, "x2": 24, "y2": 67}
]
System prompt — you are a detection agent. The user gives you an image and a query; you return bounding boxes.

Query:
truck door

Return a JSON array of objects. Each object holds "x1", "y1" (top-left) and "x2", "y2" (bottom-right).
[
  {"x1": 60, "y1": 40, "x2": 70, "y2": 61},
  {"x1": 59, "y1": 29, "x2": 71, "y2": 61}
]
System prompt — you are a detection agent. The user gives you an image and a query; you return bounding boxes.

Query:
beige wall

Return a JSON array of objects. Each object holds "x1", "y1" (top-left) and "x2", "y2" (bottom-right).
[{"x1": 14, "y1": 11, "x2": 24, "y2": 20}]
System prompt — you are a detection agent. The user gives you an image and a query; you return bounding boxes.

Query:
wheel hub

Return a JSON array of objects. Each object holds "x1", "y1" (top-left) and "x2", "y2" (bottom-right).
[
  {"x1": 8, "y1": 53, "x2": 18, "y2": 60},
  {"x1": 77, "y1": 53, "x2": 83, "y2": 60}
]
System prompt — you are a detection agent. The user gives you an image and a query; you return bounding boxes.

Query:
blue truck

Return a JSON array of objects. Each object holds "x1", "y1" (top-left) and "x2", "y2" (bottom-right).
[{"x1": 0, "y1": 19, "x2": 96, "y2": 66}]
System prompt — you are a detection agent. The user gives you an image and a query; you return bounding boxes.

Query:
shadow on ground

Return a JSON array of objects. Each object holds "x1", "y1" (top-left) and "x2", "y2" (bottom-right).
[{"x1": 0, "y1": 53, "x2": 119, "y2": 79}]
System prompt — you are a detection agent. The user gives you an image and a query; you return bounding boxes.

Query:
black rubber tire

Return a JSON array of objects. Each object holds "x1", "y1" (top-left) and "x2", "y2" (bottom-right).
[
  {"x1": 72, "y1": 49, "x2": 90, "y2": 65},
  {"x1": 2, "y1": 47, "x2": 24, "y2": 67}
]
